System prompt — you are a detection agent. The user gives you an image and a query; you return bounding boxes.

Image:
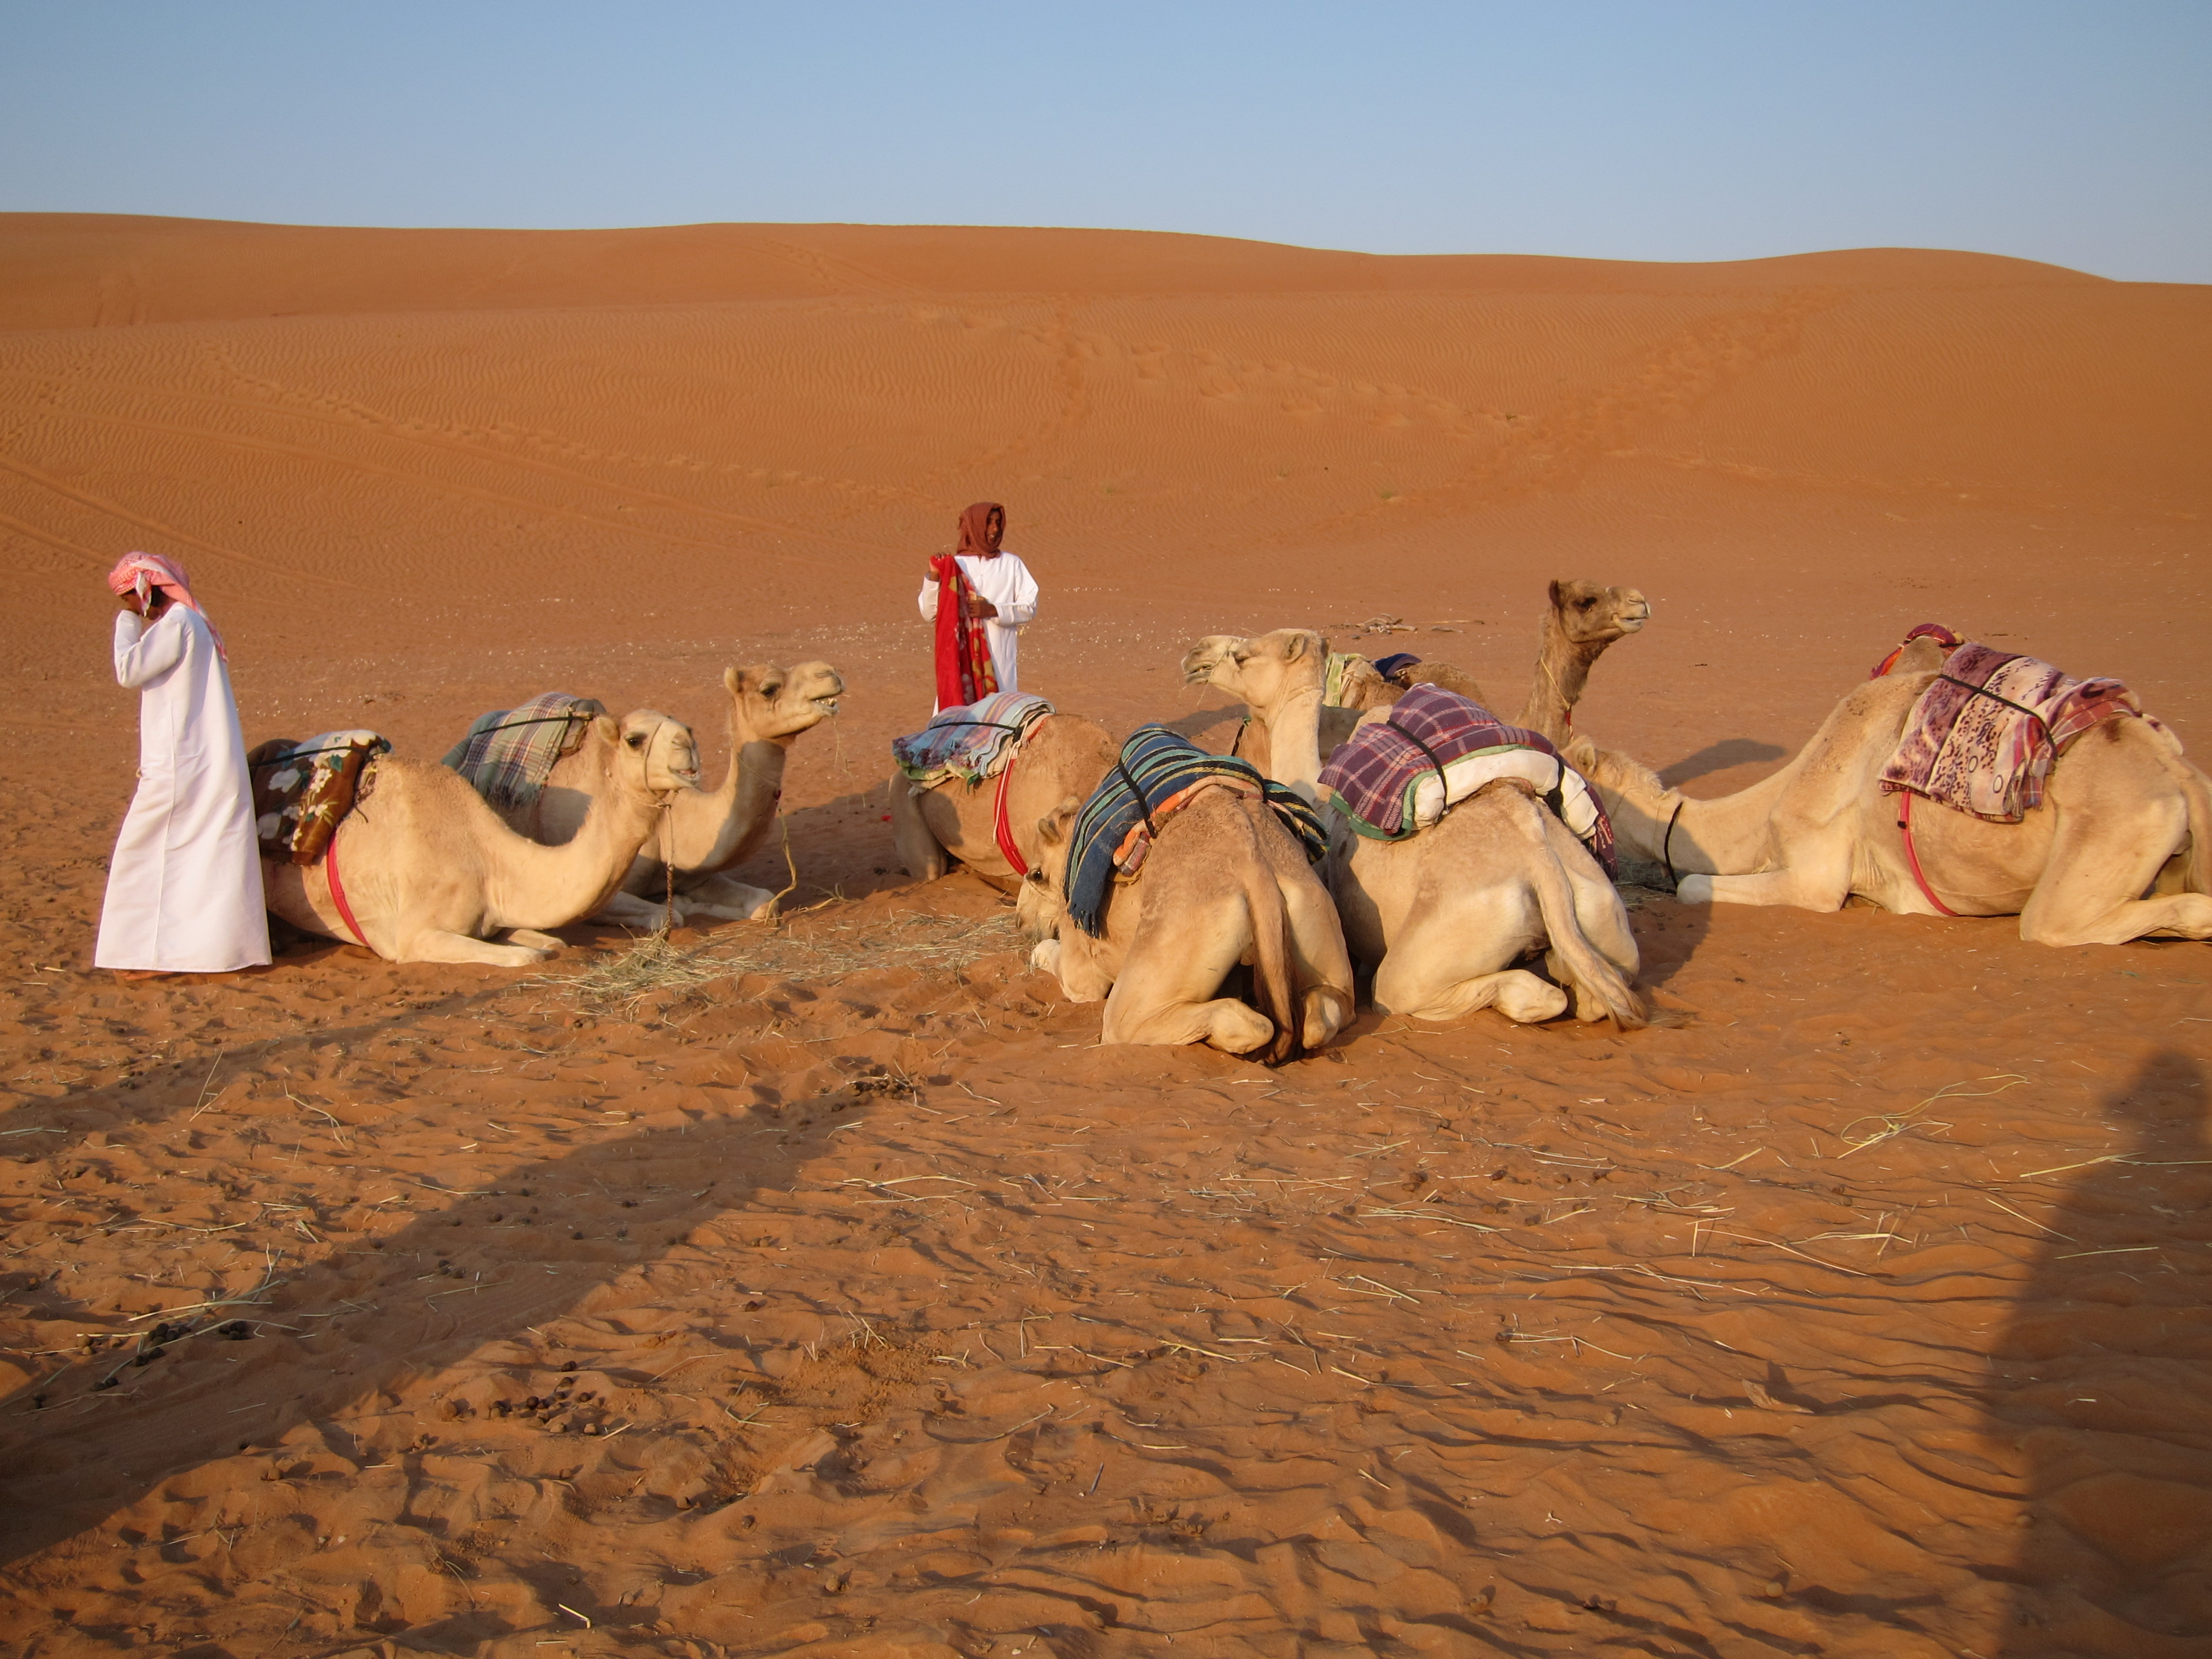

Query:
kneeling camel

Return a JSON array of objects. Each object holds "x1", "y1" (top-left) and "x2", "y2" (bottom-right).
[
  {"x1": 264, "y1": 710, "x2": 699, "y2": 966},
  {"x1": 1577, "y1": 634, "x2": 2212, "y2": 947},
  {"x1": 1184, "y1": 627, "x2": 1643, "y2": 1026}
]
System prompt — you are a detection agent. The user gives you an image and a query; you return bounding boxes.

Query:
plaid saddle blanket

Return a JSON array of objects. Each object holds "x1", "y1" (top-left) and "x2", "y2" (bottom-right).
[
  {"x1": 1318, "y1": 684, "x2": 1615, "y2": 873},
  {"x1": 247, "y1": 729, "x2": 390, "y2": 865},
  {"x1": 1065, "y1": 726, "x2": 1327, "y2": 938},
  {"x1": 1880, "y1": 642, "x2": 2171, "y2": 822},
  {"x1": 441, "y1": 692, "x2": 605, "y2": 811},
  {"x1": 891, "y1": 692, "x2": 1054, "y2": 789}
]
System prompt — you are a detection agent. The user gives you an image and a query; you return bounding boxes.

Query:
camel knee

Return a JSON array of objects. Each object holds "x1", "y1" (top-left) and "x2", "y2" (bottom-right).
[
  {"x1": 1675, "y1": 873, "x2": 1714, "y2": 905},
  {"x1": 1490, "y1": 970, "x2": 1571, "y2": 1024}
]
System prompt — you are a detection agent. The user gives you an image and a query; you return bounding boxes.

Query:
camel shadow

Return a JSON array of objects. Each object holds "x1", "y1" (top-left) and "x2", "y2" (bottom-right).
[
  {"x1": 1988, "y1": 1048, "x2": 2212, "y2": 1652},
  {"x1": 1658, "y1": 739, "x2": 1788, "y2": 789},
  {"x1": 0, "y1": 1090, "x2": 857, "y2": 1569}
]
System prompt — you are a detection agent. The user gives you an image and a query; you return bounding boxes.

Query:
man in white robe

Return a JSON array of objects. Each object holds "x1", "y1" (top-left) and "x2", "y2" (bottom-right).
[
  {"x1": 95, "y1": 553, "x2": 270, "y2": 974},
  {"x1": 916, "y1": 501, "x2": 1039, "y2": 703}
]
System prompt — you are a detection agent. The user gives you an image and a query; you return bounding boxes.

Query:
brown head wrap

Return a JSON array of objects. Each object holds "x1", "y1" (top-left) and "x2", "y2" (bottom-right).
[{"x1": 956, "y1": 502, "x2": 1005, "y2": 558}]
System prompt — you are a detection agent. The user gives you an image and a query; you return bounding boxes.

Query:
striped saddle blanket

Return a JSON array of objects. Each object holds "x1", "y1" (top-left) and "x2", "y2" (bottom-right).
[
  {"x1": 442, "y1": 692, "x2": 604, "y2": 811},
  {"x1": 891, "y1": 692, "x2": 1054, "y2": 789},
  {"x1": 1318, "y1": 683, "x2": 1615, "y2": 874},
  {"x1": 1064, "y1": 726, "x2": 1326, "y2": 938}
]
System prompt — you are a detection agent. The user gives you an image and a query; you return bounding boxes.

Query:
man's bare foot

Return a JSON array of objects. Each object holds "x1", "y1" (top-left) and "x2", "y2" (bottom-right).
[{"x1": 110, "y1": 969, "x2": 163, "y2": 981}]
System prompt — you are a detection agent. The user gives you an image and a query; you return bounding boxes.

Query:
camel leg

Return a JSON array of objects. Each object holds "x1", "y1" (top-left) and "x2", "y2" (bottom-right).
[
  {"x1": 1375, "y1": 960, "x2": 1567, "y2": 1024},
  {"x1": 1098, "y1": 921, "x2": 1273, "y2": 1054},
  {"x1": 591, "y1": 891, "x2": 677, "y2": 929},
  {"x1": 1031, "y1": 933, "x2": 1115, "y2": 1003},
  {"x1": 1681, "y1": 866, "x2": 1848, "y2": 910},
  {"x1": 675, "y1": 874, "x2": 779, "y2": 922},
  {"x1": 502, "y1": 929, "x2": 567, "y2": 951},
  {"x1": 401, "y1": 929, "x2": 557, "y2": 967},
  {"x1": 890, "y1": 777, "x2": 949, "y2": 881},
  {"x1": 2017, "y1": 799, "x2": 2212, "y2": 945}
]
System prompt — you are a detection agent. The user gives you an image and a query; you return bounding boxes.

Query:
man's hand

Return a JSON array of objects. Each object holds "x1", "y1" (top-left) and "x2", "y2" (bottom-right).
[{"x1": 967, "y1": 597, "x2": 999, "y2": 620}]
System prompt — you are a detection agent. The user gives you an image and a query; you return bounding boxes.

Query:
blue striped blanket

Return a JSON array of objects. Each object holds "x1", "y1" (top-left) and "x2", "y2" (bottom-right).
[
  {"x1": 441, "y1": 692, "x2": 604, "y2": 811},
  {"x1": 1065, "y1": 726, "x2": 1327, "y2": 937},
  {"x1": 890, "y1": 692, "x2": 1054, "y2": 788}
]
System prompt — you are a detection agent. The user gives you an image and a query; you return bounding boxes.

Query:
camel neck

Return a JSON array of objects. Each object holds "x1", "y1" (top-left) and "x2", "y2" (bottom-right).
[
  {"x1": 1259, "y1": 683, "x2": 1325, "y2": 801},
  {"x1": 1520, "y1": 615, "x2": 1593, "y2": 743}
]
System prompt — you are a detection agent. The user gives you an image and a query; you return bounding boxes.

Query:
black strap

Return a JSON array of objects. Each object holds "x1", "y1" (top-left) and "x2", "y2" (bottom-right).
[
  {"x1": 1384, "y1": 718, "x2": 1452, "y2": 806},
  {"x1": 925, "y1": 719, "x2": 1030, "y2": 734},
  {"x1": 1661, "y1": 799, "x2": 1685, "y2": 889},
  {"x1": 1114, "y1": 754, "x2": 1159, "y2": 839},
  {"x1": 1937, "y1": 672, "x2": 2050, "y2": 739},
  {"x1": 1544, "y1": 754, "x2": 1568, "y2": 821}
]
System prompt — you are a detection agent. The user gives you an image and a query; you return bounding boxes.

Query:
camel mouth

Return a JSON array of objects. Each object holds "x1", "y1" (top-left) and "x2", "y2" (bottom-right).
[{"x1": 811, "y1": 695, "x2": 841, "y2": 716}]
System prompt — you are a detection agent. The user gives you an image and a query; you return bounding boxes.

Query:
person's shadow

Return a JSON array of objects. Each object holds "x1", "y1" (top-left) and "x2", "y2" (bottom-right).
[
  {"x1": 1989, "y1": 1048, "x2": 2212, "y2": 1653},
  {"x1": 0, "y1": 1087, "x2": 859, "y2": 1572}
]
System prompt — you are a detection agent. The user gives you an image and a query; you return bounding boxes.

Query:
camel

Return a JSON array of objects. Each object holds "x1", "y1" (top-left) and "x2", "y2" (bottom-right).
[
  {"x1": 1517, "y1": 578, "x2": 1651, "y2": 745},
  {"x1": 504, "y1": 662, "x2": 845, "y2": 927},
  {"x1": 1575, "y1": 634, "x2": 2212, "y2": 947},
  {"x1": 1016, "y1": 787, "x2": 1356, "y2": 1059},
  {"x1": 1209, "y1": 578, "x2": 1647, "y2": 772},
  {"x1": 1184, "y1": 628, "x2": 1643, "y2": 1027},
  {"x1": 890, "y1": 713, "x2": 1120, "y2": 891},
  {"x1": 262, "y1": 710, "x2": 702, "y2": 966}
]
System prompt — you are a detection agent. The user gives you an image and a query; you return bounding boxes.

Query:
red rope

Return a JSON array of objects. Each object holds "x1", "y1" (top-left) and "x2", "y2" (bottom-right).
[
  {"x1": 992, "y1": 738, "x2": 1030, "y2": 877},
  {"x1": 323, "y1": 823, "x2": 372, "y2": 947},
  {"x1": 1895, "y1": 791, "x2": 1959, "y2": 917}
]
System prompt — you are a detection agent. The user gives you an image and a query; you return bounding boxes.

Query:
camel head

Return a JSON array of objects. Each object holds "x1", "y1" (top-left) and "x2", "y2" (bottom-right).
[
  {"x1": 613, "y1": 709, "x2": 702, "y2": 794},
  {"x1": 1181, "y1": 629, "x2": 1326, "y2": 709},
  {"x1": 1014, "y1": 797, "x2": 1082, "y2": 944},
  {"x1": 723, "y1": 660, "x2": 846, "y2": 743},
  {"x1": 1548, "y1": 579, "x2": 1651, "y2": 647}
]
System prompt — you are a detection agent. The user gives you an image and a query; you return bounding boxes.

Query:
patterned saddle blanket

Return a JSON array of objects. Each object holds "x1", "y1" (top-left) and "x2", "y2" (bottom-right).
[
  {"x1": 1318, "y1": 683, "x2": 1614, "y2": 874},
  {"x1": 891, "y1": 692, "x2": 1054, "y2": 789},
  {"x1": 1879, "y1": 640, "x2": 2173, "y2": 822},
  {"x1": 247, "y1": 730, "x2": 390, "y2": 864},
  {"x1": 1064, "y1": 727, "x2": 1326, "y2": 939},
  {"x1": 441, "y1": 692, "x2": 604, "y2": 811}
]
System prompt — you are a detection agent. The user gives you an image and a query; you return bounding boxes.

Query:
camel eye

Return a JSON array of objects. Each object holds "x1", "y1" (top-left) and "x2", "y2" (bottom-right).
[{"x1": 626, "y1": 733, "x2": 646, "y2": 748}]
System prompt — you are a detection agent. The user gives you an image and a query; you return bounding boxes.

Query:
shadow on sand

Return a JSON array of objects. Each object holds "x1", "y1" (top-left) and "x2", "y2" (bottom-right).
[
  {"x1": 0, "y1": 1085, "x2": 857, "y2": 1570},
  {"x1": 1990, "y1": 1047, "x2": 2212, "y2": 1653}
]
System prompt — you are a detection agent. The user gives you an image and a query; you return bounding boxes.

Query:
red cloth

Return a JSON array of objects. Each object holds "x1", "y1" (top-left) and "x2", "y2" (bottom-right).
[
  {"x1": 106, "y1": 551, "x2": 225, "y2": 658},
  {"x1": 931, "y1": 554, "x2": 999, "y2": 709}
]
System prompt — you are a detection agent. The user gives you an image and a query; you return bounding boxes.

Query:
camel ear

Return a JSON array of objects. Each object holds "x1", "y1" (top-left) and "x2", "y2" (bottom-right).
[
  {"x1": 1548, "y1": 578, "x2": 1566, "y2": 608},
  {"x1": 592, "y1": 714, "x2": 619, "y2": 743},
  {"x1": 1034, "y1": 798, "x2": 1079, "y2": 848},
  {"x1": 723, "y1": 665, "x2": 741, "y2": 695},
  {"x1": 1283, "y1": 632, "x2": 1308, "y2": 662}
]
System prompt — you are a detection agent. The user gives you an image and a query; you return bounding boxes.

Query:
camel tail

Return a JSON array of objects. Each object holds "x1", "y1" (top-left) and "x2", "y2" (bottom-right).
[
  {"x1": 1238, "y1": 797, "x2": 1303, "y2": 1065},
  {"x1": 1522, "y1": 800, "x2": 1647, "y2": 1032}
]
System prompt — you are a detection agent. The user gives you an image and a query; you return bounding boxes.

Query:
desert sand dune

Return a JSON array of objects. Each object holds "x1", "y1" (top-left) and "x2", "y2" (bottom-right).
[{"x1": 0, "y1": 216, "x2": 2206, "y2": 1656}]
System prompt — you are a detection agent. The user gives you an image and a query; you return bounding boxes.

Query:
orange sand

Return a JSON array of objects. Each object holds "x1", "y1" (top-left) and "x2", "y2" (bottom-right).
[{"x1": 0, "y1": 215, "x2": 2207, "y2": 1657}]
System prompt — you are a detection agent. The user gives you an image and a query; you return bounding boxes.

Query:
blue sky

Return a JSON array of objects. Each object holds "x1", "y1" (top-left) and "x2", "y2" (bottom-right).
[{"x1": 5, "y1": 2, "x2": 2207, "y2": 280}]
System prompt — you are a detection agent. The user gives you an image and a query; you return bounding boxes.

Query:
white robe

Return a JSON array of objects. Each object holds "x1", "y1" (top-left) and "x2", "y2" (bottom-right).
[
  {"x1": 917, "y1": 551, "x2": 1039, "y2": 706},
  {"x1": 95, "y1": 607, "x2": 270, "y2": 972}
]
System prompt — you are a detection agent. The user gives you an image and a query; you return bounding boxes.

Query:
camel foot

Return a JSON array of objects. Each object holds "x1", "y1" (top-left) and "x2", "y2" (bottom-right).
[
  {"x1": 503, "y1": 929, "x2": 566, "y2": 951},
  {"x1": 1301, "y1": 985, "x2": 1356, "y2": 1050},
  {"x1": 1675, "y1": 874, "x2": 1715, "y2": 905}
]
